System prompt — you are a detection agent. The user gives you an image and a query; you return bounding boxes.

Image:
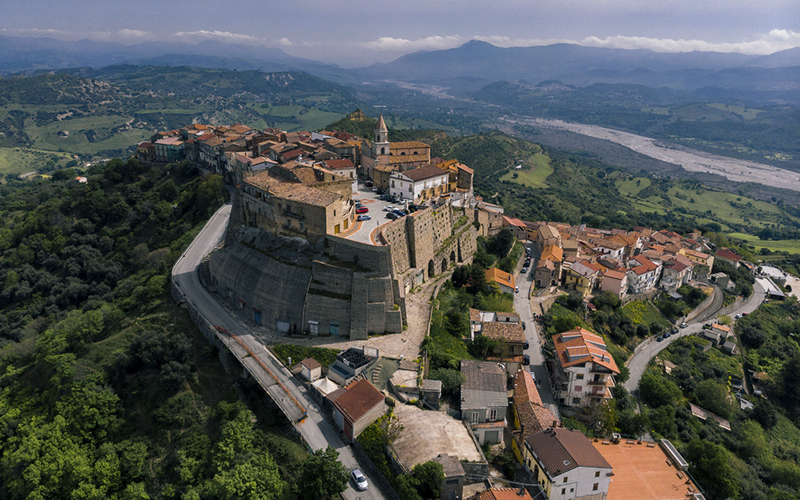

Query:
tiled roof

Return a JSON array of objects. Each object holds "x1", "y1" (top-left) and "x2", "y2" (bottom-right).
[
  {"x1": 244, "y1": 171, "x2": 341, "y2": 207},
  {"x1": 514, "y1": 370, "x2": 558, "y2": 441},
  {"x1": 469, "y1": 308, "x2": 481, "y2": 323},
  {"x1": 603, "y1": 270, "x2": 626, "y2": 281},
  {"x1": 332, "y1": 378, "x2": 385, "y2": 424},
  {"x1": 482, "y1": 322, "x2": 525, "y2": 344},
  {"x1": 391, "y1": 141, "x2": 429, "y2": 150},
  {"x1": 540, "y1": 245, "x2": 563, "y2": 263},
  {"x1": 486, "y1": 267, "x2": 515, "y2": 289},
  {"x1": 399, "y1": 164, "x2": 448, "y2": 181},
  {"x1": 472, "y1": 488, "x2": 535, "y2": 500},
  {"x1": 569, "y1": 261, "x2": 599, "y2": 278},
  {"x1": 553, "y1": 328, "x2": 619, "y2": 373},
  {"x1": 716, "y1": 247, "x2": 742, "y2": 262},
  {"x1": 389, "y1": 154, "x2": 430, "y2": 165},
  {"x1": 526, "y1": 428, "x2": 611, "y2": 477},
  {"x1": 538, "y1": 225, "x2": 561, "y2": 240},
  {"x1": 323, "y1": 159, "x2": 356, "y2": 170},
  {"x1": 502, "y1": 216, "x2": 527, "y2": 228},
  {"x1": 630, "y1": 255, "x2": 659, "y2": 275},
  {"x1": 300, "y1": 358, "x2": 322, "y2": 370}
]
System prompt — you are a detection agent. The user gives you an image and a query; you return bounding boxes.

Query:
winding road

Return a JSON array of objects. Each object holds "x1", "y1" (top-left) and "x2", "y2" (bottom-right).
[
  {"x1": 171, "y1": 192, "x2": 387, "y2": 500},
  {"x1": 624, "y1": 279, "x2": 768, "y2": 392}
]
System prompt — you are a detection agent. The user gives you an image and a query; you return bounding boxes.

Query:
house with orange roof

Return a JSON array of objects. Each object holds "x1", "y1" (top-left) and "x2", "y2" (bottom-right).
[
  {"x1": 331, "y1": 378, "x2": 386, "y2": 441},
  {"x1": 469, "y1": 487, "x2": 536, "y2": 500},
  {"x1": 552, "y1": 328, "x2": 620, "y2": 407},
  {"x1": 537, "y1": 225, "x2": 562, "y2": 252},
  {"x1": 626, "y1": 255, "x2": 663, "y2": 294},
  {"x1": 564, "y1": 260, "x2": 601, "y2": 298},
  {"x1": 510, "y1": 369, "x2": 560, "y2": 466},
  {"x1": 486, "y1": 267, "x2": 516, "y2": 294},
  {"x1": 600, "y1": 270, "x2": 628, "y2": 299},
  {"x1": 502, "y1": 216, "x2": 528, "y2": 241},
  {"x1": 536, "y1": 245, "x2": 564, "y2": 288},
  {"x1": 715, "y1": 247, "x2": 743, "y2": 268}
]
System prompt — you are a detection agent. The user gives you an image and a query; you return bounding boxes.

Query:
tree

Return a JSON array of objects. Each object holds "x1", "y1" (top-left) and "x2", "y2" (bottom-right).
[
  {"x1": 208, "y1": 452, "x2": 284, "y2": 500},
  {"x1": 445, "y1": 310, "x2": 466, "y2": 337},
  {"x1": 593, "y1": 291, "x2": 621, "y2": 311},
  {"x1": 750, "y1": 398, "x2": 778, "y2": 429},
  {"x1": 395, "y1": 474, "x2": 423, "y2": 500},
  {"x1": 639, "y1": 370, "x2": 682, "y2": 408},
  {"x1": 685, "y1": 439, "x2": 741, "y2": 500},
  {"x1": 451, "y1": 265, "x2": 471, "y2": 288},
  {"x1": 298, "y1": 446, "x2": 348, "y2": 500},
  {"x1": 429, "y1": 368, "x2": 465, "y2": 398},
  {"x1": 487, "y1": 229, "x2": 515, "y2": 258},
  {"x1": 694, "y1": 379, "x2": 735, "y2": 419},
  {"x1": 412, "y1": 461, "x2": 444, "y2": 500}
]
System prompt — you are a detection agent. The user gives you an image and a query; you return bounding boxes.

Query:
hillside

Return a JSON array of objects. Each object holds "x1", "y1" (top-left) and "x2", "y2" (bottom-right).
[{"x1": 0, "y1": 67, "x2": 359, "y2": 171}]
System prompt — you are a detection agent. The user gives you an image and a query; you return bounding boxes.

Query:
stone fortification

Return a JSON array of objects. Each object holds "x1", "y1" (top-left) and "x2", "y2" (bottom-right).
[
  {"x1": 380, "y1": 203, "x2": 479, "y2": 293},
  {"x1": 208, "y1": 227, "x2": 402, "y2": 340}
]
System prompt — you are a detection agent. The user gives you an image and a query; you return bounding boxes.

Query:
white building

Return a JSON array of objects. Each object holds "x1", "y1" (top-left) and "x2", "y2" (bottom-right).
[
  {"x1": 389, "y1": 164, "x2": 450, "y2": 203},
  {"x1": 551, "y1": 328, "x2": 620, "y2": 407},
  {"x1": 525, "y1": 427, "x2": 612, "y2": 500},
  {"x1": 626, "y1": 255, "x2": 662, "y2": 295}
]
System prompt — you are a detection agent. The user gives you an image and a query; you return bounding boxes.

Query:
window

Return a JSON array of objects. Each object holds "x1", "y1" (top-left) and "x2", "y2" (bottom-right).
[
  {"x1": 471, "y1": 412, "x2": 479, "y2": 424},
  {"x1": 576, "y1": 373, "x2": 584, "y2": 380},
  {"x1": 489, "y1": 409, "x2": 497, "y2": 421},
  {"x1": 561, "y1": 488, "x2": 565, "y2": 495},
  {"x1": 595, "y1": 471, "x2": 600, "y2": 477},
  {"x1": 574, "y1": 385, "x2": 582, "y2": 392},
  {"x1": 563, "y1": 477, "x2": 568, "y2": 483},
  {"x1": 593, "y1": 483, "x2": 599, "y2": 491},
  {"x1": 392, "y1": 180, "x2": 395, "y2": 187}
]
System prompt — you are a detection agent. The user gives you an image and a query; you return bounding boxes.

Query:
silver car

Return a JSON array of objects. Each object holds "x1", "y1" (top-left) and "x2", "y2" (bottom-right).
[{"x1": 351, "y1": 469, "x2": 368, "y2": 491}]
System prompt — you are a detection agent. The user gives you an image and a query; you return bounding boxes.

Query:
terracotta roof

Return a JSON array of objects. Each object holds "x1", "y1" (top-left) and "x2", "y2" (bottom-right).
[
  {"x1": 332, "y1": 378, "x2": 385, "y2": 424},
  {"x1": 457, "y1": 163, "x2": 474, "y2": 174},
  {"x1": 716, "y1": 247, "x2": 742, "y2": 262},
  {"x1": 389, "y1": 154, "x2": 430, "y2": 165},
  {"x1": 469, "y1": 308, "x2": 481, "y2": 323},
  {"x1": 472, "y1": 488, "x2": 535, "y2": 500},
  {"x1": 244, "y1": 171, "x2": 341, "y2": 207},
  {"x1": 300, "y1": 358, "x2": 322, "y2": 370},
  {"x1": 630, "y1": 255, "x2": 659, "y2": 275},
  {"x1": 514, "y1": 370, "x2": 559, "y2": 441},
  {"x1": 323, "y1": 159, "x2": 356, "y2": 170},
  {"x1": 486, "y1": 267, "x2": 515, "y2": 289},
  {"x1": 553, "y1": 328, "x2": 619, "y2": 373},
  {"x1": 525, "y1": 428, "x2": 611, "y2": 477},
  {"x1": 391, "y1": 141, "x2": 429, "y2": 150},
  {"x1": 482, "y1": 322, "x2": 525, "y2": 344},
  {"x1": 603, "y1": 270, "x2": 626, "y2": 281},
  {"x1": 396, "y1": 164, "x2": 448, "y2": 182},
  {"x1": 502, "y1": 216, "x2": 527, "y2": 228},
  {"x1": 540, "y1": 245, "x2": 563, "y2": 263}
]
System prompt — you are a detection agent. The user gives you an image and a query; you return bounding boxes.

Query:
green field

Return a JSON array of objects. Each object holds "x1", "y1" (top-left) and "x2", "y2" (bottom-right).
[
  {"x1": 616, "y1": 176, "x2": 797, "y2": 230},
  {"x1": 727, "y1": 232, "x2": 800, "y2": 254},
  {"x1": 500, "y1": 152, "x2": 553, "y2": 188},
  {"x1": 26, "y1": 115, "x2": 151, "y2": 155},
  {"x1": 0, "y1": 147, "x2": 76, "y2": 176},
  {"x1": 256, "y1": 105, "x2": 345, "y2": 132},
  {"x1": 620, "y1": 300, "x2": 671, "y2": 330}
]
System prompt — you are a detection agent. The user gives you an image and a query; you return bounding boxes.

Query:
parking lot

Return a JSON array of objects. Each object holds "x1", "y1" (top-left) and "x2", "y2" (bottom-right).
[{"x1": 342, "y1": 181, "x2": 408, "y2": 245}]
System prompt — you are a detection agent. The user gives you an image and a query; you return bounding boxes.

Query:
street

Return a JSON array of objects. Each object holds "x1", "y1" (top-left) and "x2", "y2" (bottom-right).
[
  {"x1": 171, "y1": 192, "x2": 387, "y2": 500},
  {"x1": 624, "y1": 278, "x2": 768, "y2": 392},
  {"x1": 513, "y1": 243, "x2": 560, "y2": 416}
]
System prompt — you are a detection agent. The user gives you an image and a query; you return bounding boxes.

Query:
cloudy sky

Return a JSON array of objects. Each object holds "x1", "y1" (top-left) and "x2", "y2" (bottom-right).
[{"x1": 2, "y1": 0, "x2": 799, "y2": 66}]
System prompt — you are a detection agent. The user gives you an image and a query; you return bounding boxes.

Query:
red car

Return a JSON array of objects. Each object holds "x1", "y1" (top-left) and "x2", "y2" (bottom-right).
[{"x1": 356, "y1": 206, "x2": 369, "y2": 214}]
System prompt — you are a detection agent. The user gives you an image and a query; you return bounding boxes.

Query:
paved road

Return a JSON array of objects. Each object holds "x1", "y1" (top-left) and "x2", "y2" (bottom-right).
[
  {"x1": 172, "y1": 193, "x2": 387, "y2": 500},
  {"x1": 624, "y1": 279, "x2": 768, "y2": 392},
  {"x1": 513, "y1": 243, "x2": 559, "y2": 416}
]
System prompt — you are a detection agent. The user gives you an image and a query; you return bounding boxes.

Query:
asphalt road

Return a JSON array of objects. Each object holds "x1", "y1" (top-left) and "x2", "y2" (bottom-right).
[
  {"x1": 513, "y1": 243, "x2": 560, "y2": 416},
  {"x1": 171, "y1": 193, "x2": 387, "y2": 500},
  {"x1": 624, "y1": 278, "x2": 768, "y2": 392}
]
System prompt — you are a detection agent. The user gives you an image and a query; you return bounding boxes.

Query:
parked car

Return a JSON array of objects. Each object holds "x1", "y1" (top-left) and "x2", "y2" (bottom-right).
[
  {"x1": 656, "y1": 336, "x2": 664, "y2": 342},
  {"x1": 742, "y1": 312, "x2": 749, "y2": 317},
  {"x1": 671, "y1": 328, "x2": 679, "y2": 334},
  {"x1": 680, "y1": 322, "x2": 688, "y2": 328},
  {"x1": 735, "y1": 314, "x2": 742, "y2": 319},
  {"x1": 364, "y1": 180, "x2": 373, "y2": 187},
  {"x1": 357, "y1": 215, "x2": 371, "y2": 221},
  {"x1": 383, "y1": 205, "x2": 396, "y2": 211},
  {"x1": 356, "y1": 206, "x2": 369, "y2": 214},
  {"x1": 522, "y1": 322, "x2": 526, "y2": 330},
  {"x1": 663, "y1": 332, "x2": 671, "y2": 339},
  {"x1": 522, "y1": 355, "x2": 531, "y2": 366},
  {"x1": 386, "y1": 212, "x2": 400, "y2": 220},
  {"x1": 515, "y1": 286, "x2": 519, "y2": 293},
  {"x1": 380, "y1": 194, "x2": 391, "y2": 201},
  {"x1": 521, "y1": 267, "x2": 528, "y2": 274},
  {"x1": 353, "y1": 198, "x2": 361, "y2": 204},
  {"x1": 351, "y1": 469, "x2": 368, "y2": 491},
  {"x1": 523, "y1": 342, "x2": 530, "y2": 349},
  {"x1": 392, "y1": 210, "x2": 406, "y2": 217}
]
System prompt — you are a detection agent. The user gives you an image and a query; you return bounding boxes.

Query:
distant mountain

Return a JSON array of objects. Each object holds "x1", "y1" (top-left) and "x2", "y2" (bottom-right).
[
  {"x1": 0, "y1": 36, "x2": 355, "y2": 83},
  {"x1": 353, "y1": 40, "x2": 798, "y2": 94}
]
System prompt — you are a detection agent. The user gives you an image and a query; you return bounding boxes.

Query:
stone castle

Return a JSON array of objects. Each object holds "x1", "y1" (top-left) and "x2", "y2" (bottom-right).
[{"x1": 205, "y1": 116, "x2": 486, "y2": 340}]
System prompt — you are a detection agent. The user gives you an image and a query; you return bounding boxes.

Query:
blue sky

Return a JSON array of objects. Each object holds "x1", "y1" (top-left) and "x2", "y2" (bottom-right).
[{"x1": 2, "y1": 0, "x2": 798, "y2": 66}]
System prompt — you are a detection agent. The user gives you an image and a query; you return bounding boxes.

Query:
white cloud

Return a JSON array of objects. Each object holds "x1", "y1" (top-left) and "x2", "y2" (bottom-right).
[
  {"x1": 359, "y1": 30, "x2": 800, "y2": 57},
  {"x1": 278, "y1": 37, "x2": 293, "y2": 47},
  {"x1": 362, "y1": 35, "x2": 464, "y2": 52},
  {"x1": 579, "y1": 30, "x2": 800, "y2": 54},
  {"x1": 173, "y1": 30, "x2": 264, "y2": 45}
]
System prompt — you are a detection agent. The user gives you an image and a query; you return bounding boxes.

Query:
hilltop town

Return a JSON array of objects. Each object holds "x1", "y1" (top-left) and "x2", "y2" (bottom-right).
[{"x1": 142, "y1": 115, "x2": 784, "y2": 500}]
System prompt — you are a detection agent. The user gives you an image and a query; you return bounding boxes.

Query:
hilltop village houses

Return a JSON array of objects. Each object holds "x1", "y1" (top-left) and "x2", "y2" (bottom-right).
[{"x1": 136, "y1": 114, "x2": 731, "y2": 500}]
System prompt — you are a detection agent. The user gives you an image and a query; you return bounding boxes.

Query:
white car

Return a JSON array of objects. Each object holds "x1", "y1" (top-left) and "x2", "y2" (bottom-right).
[
  {"x1": 383, "y1": 205, "x2": 396, "y2": 211},
  {"x1": 351, "y1": 469, "x2": 368, "y2": 491}
]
